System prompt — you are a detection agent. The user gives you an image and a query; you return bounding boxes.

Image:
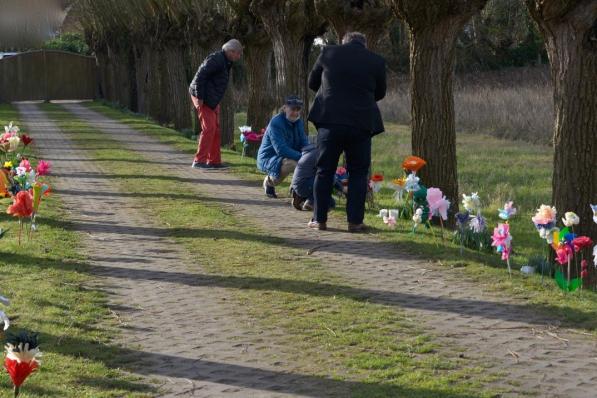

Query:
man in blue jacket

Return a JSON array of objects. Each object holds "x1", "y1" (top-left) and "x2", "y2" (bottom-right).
[{"x1": 257, "y1": 96, "x2": 309, "y2": 198}]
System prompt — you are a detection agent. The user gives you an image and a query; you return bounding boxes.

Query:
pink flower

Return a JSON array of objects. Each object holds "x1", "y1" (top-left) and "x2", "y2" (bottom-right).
[
  {"x1": 532, "y1": 204, "x2": 557, "y2": 225},
  {"x1": 427, "y1": 188, "x2": 450, "y2": 220},
  {"x1": 36, "y1": 160, "x2": 51, "y2": 176},
  {"x1": 555, "y1": 245, "x2": 573, "y2": 265},
  {"x1": 19, "y1": 159, "x2": 32, "y2": 172},
  {"x1": 491, "y1": 223, "x2": 512, "y2": 261}
]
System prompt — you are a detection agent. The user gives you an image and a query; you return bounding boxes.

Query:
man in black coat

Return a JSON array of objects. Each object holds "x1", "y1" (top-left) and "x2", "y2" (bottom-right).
[
  {"x1": 307, "y1": 32, "x2": 386, "y2": 232},
  {"x1": 189, "y1": 39, "x2": 242, "y2": 169}
]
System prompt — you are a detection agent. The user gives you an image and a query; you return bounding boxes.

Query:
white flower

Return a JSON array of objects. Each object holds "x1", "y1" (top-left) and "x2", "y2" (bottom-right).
[
  {"x1": 5, "y1": 342, "x2": 41, "y2": 363},
  {"x1": 0, "y1": 311, "x2": 9, "y2": 331},
  {"x1": 593, "y1": 245, "x2": 597, "y2": 267},
  {"x1": 462, "y1": 192, "x2": 481, "y2": 213},
  {"x1": 4, "y1": 122, "x2": 19, "y2": 135},
  {"x1": 412, "y1": 208, "x2": 423, "y2": 225},
  {"x1": 15, "y1": 166, "x2": 27, "y2": 176},
  {"x1": 469, "y1": 215, "x2": 486, "y2": 233},
  {"x1": 404, "y1": 174, "x2": 420, "y2": 192},
  {"x1": 539, "y1": 227, "x2": 558, "y2": 244},
  {"x1": 238, "y1": 125, "x2": 252, "y2": 133},
  {"x1": 7, "y1": 135, "x2": 20, "y2": 152},
  {"x1": 562, "y1": 212, "x2": 580, "y2": 227}
]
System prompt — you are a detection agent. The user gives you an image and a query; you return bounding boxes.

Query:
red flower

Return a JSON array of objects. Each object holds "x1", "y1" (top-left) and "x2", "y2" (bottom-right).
[
  {"x1": 7, "y1": 191, "x2": 33, "y2": 218},
  {"x1": 402, "y1": 156, "x2": 426, "y2": 173},
  {"x1": 370, "y1": 173, "x2": 384, "y2": 182},
  {"x1": 21, "y1": 134, "x2": 32, "y2": 146},
  {"x1": 573, "y1": 236, "x2": 593, "y2": 252},
  {"x1": 581, "y1": 270, "x2": 589, "y2": 279},
  {"x1": 4, "y1": 357, "x2": 38, "y2": 388},
  {"x1": 555, "y1": 245, "x2": 573, "y2": 265},
  {"x1": 582, "y1": 259, "x2": 588, "y2": 270},
  {"x1": 36, "y1": 160, "x2": 51, "y2": 176}
]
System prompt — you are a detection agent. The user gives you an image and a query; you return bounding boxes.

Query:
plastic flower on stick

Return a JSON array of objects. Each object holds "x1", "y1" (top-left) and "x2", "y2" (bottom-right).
[{"x1": 4, "y1": 331, "x2": 42, "y2": 397}]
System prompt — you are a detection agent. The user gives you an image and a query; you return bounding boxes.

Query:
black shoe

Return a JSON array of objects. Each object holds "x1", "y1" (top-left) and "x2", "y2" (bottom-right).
[
  {"x1": 291, "y1": 189, "x2": 305, "y2": 210},
  {"x1": 263, "y1": 178, "x2": 277, "y2": 198},
  {"x1": 191, "y1": 161, "x2": 211, "y2": 169},
  {"x1": 209, "y1": 163, "x2": 229, "y2": 170}
]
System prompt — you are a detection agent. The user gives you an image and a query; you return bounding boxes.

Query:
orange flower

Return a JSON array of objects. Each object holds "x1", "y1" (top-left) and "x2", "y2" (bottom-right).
[
  {"x1": 7, "y1": 191, "x2": 33, "y2": 218},
  {"x1": 402, "y1": 156, "x2": 426, "y2": 173},
  {"x1": 392, "y1": 177, "x2": 406, "y2": 187},
  {"x1": 0, "y1": 169, "x2": 10, "y2": 198},
  {"x1": 370, "y1": 173, "x2": 384, "y2": 182}
]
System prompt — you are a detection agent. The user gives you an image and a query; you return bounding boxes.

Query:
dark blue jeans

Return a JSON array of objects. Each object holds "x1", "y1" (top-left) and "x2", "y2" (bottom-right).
[{"x1": 313, "y1": 125, "x2": 371, "y2": 224}]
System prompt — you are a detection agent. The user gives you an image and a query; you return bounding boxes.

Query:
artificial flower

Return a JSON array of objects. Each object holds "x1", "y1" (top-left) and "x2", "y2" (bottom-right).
[
  {"x1": 4, "y1": 122, "x2": 19, "y2": 135},
  {"x1": 238, "y1": 125, "x2": 252, "y2": 133},
  {"x1": 427, "y1": 187, "x2": 450, "y2": 220},
  {"x1": 20, "y1": 135, "x2": 32, "y2": 146},
  {"x1": 562, "y1": 211, "x2": 580, "y2": 227},
  {"x1": 402, "y1": 156, "x2": 426, "y2": 173},
  {"x1": 404, "y1": 173, "x2": 420, "y2": 192},
  {"x1": 591, "y1": 204, "x2": 597, "y2": 224},
  {"x1": 7, "y1": 191, "x2": 33, "y2": 218},
  {"x1": 573, "y1": 236, "x2": 593, "y2": 252},
  {"x1": 593, "y1": 245, "x2": 597, "y2": 267},
  {"x1": 498, "y1": 201, "x2": 517, "y2": 220},
  {"x1": 35, "y1": 160, "x2": 51, "y2": 176},
  {"x1": 370, "y1": 173, "x2": 384, "y2": 183},
  {"x1": 412, "y1": 208, "x2": 423, "y2": 226},
  {"x1": 555, "y1": 244, "x2": 573, "y2": 265},
  {"x1": 538, "y1": 227, "x2": 558, "y2": 244},
  {"x1": 532, "y1": 204, "x2": 557, "y2": 226},
  {"x1": 455, "y1": 211, "x2": 470, "y2": 227},
  {"x1": 470, "y1": 214, "x2": 486, "y2": 233},
  {"x1": 462, "y1": 192, "x2": 481, "y2": 213},
  {"x1": 391, "y1": 177, "x2": 406, "y2": 201},
  {"x1": 491, "y1": 223, "x2": 512, "y2": 261},
  {"x1": 4, "y1": 331, "x2": 41, "y2": 395},
  {"x1": 8, "y1": 136, "x2": 20, "y2": 152},
  {"x1": 4, "y1": 161, "x2": 13, "y2": 169},
  {"x1": 15, "y1": 167, "x2": 26, "y2": 177},
  {"x1": 0, "y1": 311, "x2": 8, "y2": 331},
  {"x1": 18, "y1": 159, "x2": 31, "y2": 172}
]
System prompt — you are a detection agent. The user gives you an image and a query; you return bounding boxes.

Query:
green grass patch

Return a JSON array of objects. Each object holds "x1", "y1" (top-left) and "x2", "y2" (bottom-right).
[
  {"x1": 44, "y1": 102, "x2": 503, "y2": 396},
  {"x1": 0, "y1": 104, "x2": 153, "y2": 397},
  {"x1": 87, "y1": 101, "x2": 597, "y2": 332}
]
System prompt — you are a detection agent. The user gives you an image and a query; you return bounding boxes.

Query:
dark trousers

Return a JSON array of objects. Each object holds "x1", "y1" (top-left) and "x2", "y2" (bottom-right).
[{"x1": 313, "y1": 125, "x2": 371, "y2": 224}]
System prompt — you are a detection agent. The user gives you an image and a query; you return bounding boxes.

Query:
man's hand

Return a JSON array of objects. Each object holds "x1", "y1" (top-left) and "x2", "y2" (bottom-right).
[{"x1": 191, "y1": 96, "x2": 203, "y2": 109}]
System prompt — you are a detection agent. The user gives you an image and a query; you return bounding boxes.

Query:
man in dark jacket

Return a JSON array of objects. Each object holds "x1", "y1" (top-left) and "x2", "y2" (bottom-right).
[
  {"x1": 189, "y1": 39, "x2": 242, "y2": 169},
  {"x1": 307, "y1": 32, "x2": 386, "y2": 232}
]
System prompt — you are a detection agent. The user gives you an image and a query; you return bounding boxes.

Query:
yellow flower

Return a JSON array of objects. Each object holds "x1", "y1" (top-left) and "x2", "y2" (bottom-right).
[
  {"x1": 3, "y1": 161, "x2": 13, "y2": 168},
  {"x1": 392, "y1": 177, "x2": 406, "y2": 187}
]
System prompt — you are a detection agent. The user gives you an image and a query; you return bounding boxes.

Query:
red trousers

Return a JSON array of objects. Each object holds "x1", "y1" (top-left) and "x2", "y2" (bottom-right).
[{"x1": 194, "y1": 104, "x2": 221, "y2": 165}]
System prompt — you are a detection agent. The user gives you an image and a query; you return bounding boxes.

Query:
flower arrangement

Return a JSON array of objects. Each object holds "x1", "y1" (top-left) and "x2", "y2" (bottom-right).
[{"x1": 239, "y1": 125, "x2": 264, "y2": 158}]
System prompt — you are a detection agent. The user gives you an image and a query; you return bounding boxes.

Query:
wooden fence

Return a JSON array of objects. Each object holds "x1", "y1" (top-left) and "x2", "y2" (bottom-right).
[{"x1": 0, "y1": 50, "x2": 97, "y2": 102}]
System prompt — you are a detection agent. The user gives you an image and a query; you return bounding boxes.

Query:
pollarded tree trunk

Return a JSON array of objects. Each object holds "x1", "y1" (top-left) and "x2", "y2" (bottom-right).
[
  {"x1": 245, "y1": 42, "x2": 274, "y2": 131},
  {"x1": 389, "y1": 0, "x2": 488, "y2": 216},
  {"x1": 526, "y1": 0, "x2": 597, "y2": 239},
  {"x1": 220, "y1": 70, "x2": 236, "y2": 147},
  {"x1": 165, "y1": 45, "x2": 192, "y2": 130}
]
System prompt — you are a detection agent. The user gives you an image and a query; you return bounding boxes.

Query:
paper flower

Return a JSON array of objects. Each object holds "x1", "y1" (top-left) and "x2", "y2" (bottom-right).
[
  {"x1": 555, "y1": 244, "x2": 573, "y2": 265},
  {"x1": 8, "y1": 136, "x2": 20, "y2": 152},
  {"x1": 462, "y1": 193, "x2": 481, "y2": 213},
  {"x1": 7, "y1": 191, "x2": 33, "y2": 218},
  {"x1": 4, "y1": 331, "x2": 41, "y2": 396},
  {"x1": 498, "y1": 201, "x2": 517, "y2": 220},
  {"x1": 18, "y1": 159, "x2": 31, "y2": 172},
  {"x1": 562, "y1": 212, "x2": 580, "y2": 227},
  {"x1": 3, "y1": 161, "x2": 13, "y2": 169},
  {"x1": 491, "y1": 223, "x2": 512, "y2": 260},
  {"x1": 573, "y1": 236, "x2": 593, "y2": 252},
  {"x1": 0, "y1": 311, "x2": 8, "y2": 331},
  {"x1": 36, "y1": 160, "x2": 51, "y2": 176},
  {"x1": 427, "y1": 188, "x2": 450, "y2": 220},
  {"x1": 413, "y1": 208, "x2": 423, "y2": 226},
  {"x1": 404, "y1": 173, "x2": 420, "y2": 193},
  {"x1": 369, "y1": 173, "x2": 384, "y2": 193},
  {"x1": 402, "y1": 156, "x2": 426, "y2": 173},
  {"x1": 20, "y1": 135, "x2": 32, "y2": 146},
  {"x1": 532, "y1": 204, "x2": 557, "y2": 226},
  {"x1": 591, "y1": 204, "x2": 597, "y2": 224},
  {"x1": 391, "y1": 177, "x2": 406, "y2": 201}
]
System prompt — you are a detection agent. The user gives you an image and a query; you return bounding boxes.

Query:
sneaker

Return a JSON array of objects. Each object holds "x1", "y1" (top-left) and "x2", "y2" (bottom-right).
[
  {"x1": 191, "y1": 161, "x2": 211, "y2": 169},
  {"x1": 263, "y1": 177, "x2": 277, "y2": 198},
  {"x1": 348, "y1": 223, "x2": 369, "y2": 233},
  {"x1": 209, "y1": 163, "x2": 229, "y2": 170},
  {"x1": 291, "y1": 189, "x2": 305, "y2": 210},
  {"x1": 307, "y1": 219, "x2": 327, "y2": 230},
  {"x1": 302, "y1": 199, "x2": 314, "y2": 211}
]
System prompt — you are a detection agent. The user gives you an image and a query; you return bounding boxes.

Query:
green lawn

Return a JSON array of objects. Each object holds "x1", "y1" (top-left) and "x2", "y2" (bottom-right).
[
  {"x1": 87, "y1": 102, "x2": 597, "y2": 332},
  {"x1": 43, "y1": 102, "x2": 501, "y2": 397},
  {"x1": 0, "y1": 104, "x2": 153, "y2": 397}
]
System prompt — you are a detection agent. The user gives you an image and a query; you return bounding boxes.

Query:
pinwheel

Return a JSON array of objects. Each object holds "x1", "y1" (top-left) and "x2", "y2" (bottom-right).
[
  {"x1": 498, "y1": 201, "x2": 517, "y2": 221},
  {"x1": 4, "y1": 331, "x2": 41, "y2": 397},
  {"x1": 491, "y1": 223, "x2": 512, "y2": 276}
]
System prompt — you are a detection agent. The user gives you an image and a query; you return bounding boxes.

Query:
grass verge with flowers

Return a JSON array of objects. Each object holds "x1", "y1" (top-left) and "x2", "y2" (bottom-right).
[
  {"x1": 45, "y1": 102, "x2": 501, "y2": 397},
  {"x1": 0, "y1": 104, "x2": 154, "y2": 397},
  {"x1": 89, "y1": 101, "x2": 597, "y2": 333}
]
